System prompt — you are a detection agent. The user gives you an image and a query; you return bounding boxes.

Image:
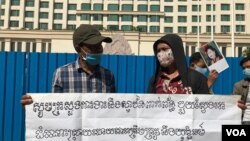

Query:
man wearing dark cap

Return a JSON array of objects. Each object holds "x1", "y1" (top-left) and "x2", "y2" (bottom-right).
[{"x1": 21, "y1": 24, "x2": 116, "y2": 105}]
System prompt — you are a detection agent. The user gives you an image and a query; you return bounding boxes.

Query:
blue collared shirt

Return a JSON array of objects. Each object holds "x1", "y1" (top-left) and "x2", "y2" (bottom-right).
[{"x1": 52, "y1": 58, "x2": 116, "y2": 93}]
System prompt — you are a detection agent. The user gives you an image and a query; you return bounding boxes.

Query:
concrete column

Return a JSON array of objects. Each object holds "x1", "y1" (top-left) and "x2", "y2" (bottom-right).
[
  {"x1": 22, "y1": 41, "x2": 26, "y2": 52},
  {"x1": 36, "y1": 39, "x2": 42, "y2": 52},
  {"x1": 62, "y1": 0, "x2": 68, "y2": 29},
  {"x1": 34, "y1": 0, "x2": 40, "y2": 29},
  {"x1": 4, "y1": 39, "x2": 11, "y2": 51},
  {"x1": 19, "y1": 0, "x2": 25, "y2": 28},
  {"x1": 3, "y1": 0, "x2": 10, "y2": 29},
  {"x1": 48, "y1": 0, "x2": 55, "y2": 30},
  {"x1": 183, "y1": 42, "x2": 186, "y2": 54},
  {"x1": 189, "y1": 45, "x2": 192, "y2": 56}
]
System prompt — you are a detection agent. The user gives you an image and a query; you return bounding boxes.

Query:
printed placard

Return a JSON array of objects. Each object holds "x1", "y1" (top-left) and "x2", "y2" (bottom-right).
[
  {"x1": 25, "y1": 94, "x2": 241, "y2": 141},
  {"x1": 199, "y1": 41, "x2": 229, "y2": 73}
]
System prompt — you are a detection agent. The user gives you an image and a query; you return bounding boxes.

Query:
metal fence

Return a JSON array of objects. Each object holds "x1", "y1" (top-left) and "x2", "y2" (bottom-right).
[{"x1": 0, "y1": 52, "x2": 244, "y2": 141}]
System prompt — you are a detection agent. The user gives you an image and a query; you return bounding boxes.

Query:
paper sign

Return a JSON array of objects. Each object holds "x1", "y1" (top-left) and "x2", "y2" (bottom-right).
[
  {"x1": 199, "y1": 41, "x2": 229, "y2": 73},
  {"x1": 25, "y1": 94, "x2": 241, "y2": 141}
]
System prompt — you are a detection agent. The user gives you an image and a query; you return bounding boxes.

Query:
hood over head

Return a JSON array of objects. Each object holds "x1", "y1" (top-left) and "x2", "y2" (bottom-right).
[{"x1": 153, "y1": 34, "x2": 189, "y2": 86}]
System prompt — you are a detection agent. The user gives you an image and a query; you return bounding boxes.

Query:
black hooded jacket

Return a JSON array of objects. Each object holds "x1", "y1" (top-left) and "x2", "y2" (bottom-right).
[{"x1": 147, "y1": 34, "x2": 209, "y2": 94}]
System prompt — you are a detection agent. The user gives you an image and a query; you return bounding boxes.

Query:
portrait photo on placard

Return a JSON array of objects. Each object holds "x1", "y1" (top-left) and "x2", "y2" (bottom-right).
[{"x1": 199, "y1": 41, "x2": 229, "y2": 73}]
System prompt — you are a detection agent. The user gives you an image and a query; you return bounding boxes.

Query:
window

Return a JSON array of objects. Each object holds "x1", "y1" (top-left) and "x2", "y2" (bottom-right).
[
  {"x1": 236, "y1": 25, "x2": 245, "y2": 32},
  {"x1": 68, "y1": 4, "x2": 77, "y2": 10},
  {"x1": 54, "y1": 3, "x2": 63, "y2": 9},
  {"x1": 192, "y1": 26, "x2": 201, "y2": 33},
  {"x1": 206, "y1": 4, "x2": 215, "y2": 11},
  {"x1": 68, "y1": 14, "x2": 76, "y2": 21},
  {"x1": 221, "y1": 15, "x2": 230, "y2": 21},
  {"x1": 122, "y1": 15, "x2": 133, "y2": 21},
  {"x1": 10, "y1": 42, "x2": 15, "y2": 51},
  {"x1": 192, "y1": 5, "x2": 201, "y2": 11},
  {"x1": 67, "y1": 25, "x2": 76, "y2": 30},
  {"x1": 93, "y1": 14, "x2": 103, "y2": 21},
  {"x1": 192, "y1": 16, "x2": 201, "y2": 22},
  {"x1": 236, "y1": 14, "x2": 245, "y2": 21},
  {"x1": 11, "y1": 0, "x2": 20, "y2": 5},
  {"x1": 54, "y1": 13, "x2": 63, "y2": 20},
  {"x1": 221, "y1": 4, "x2": 230, "y2": 11},
  {"x1": 221, "y1": 26, "x2": 230, "y2": 33},
  {"x1": 138, "y1": 15, "x2": 147, "y2": 22},
  {"x1": 236, "y1": 3, "x2": 244, "y2": 10},
  {"x1": 39, "y1": 23, "x2": 48, "y2": 29},
  {"x1": 178, "y1": 26, "x2": 187, "y2": 33},
  {"x1": 164, "y1": 27, "x2": 173, "y2": 33},
  {"x1": 41, "y1": 43, "x2": 46, "y2": 52},
  {"x1": 26, "y1": 42, "x2": 31, "y2": 53},
  {"x1": 80, "y1": 14, "x2": 90, "y2": 21},
  {"x1": 25, "y1": 22, "x2": 33, "y2": 29},
  {"x1": 138, "y1": 5, "x2": 147, "y2": 11},
  {"x1": 150, "y1": 5, "x2": 160, "y2": 11},
  {"x1": 107, "y1": 25, "x2": 119, "y2": 31},
  {"x1": 1, "y1": 0, "x2": 5, "y2": 4},
  {"x1": 137, "y1": 26, "x2": 147, "y2": 32},
  {"x1": 0, "y1": 42, "x2": 5, "y2": 51},
  {"x1": 178, "y1": 6, "x2": 187, "y2": 12},
  {"x1": 48, "y1": 43, "x2": 51, "y2": 53},
  {"x1": 93, "y1": 4, "x2": 103, "y2": 10},
  {"x1": 165, "y1": 0, "x2": 173, "y2": 2},
  {"x1": 53, "y1": 24, "x2": 62, "y2": 30},
  {"x1": 122, "y1": 4, "x2": 133, "y2": 11},
  {"x1": 40, "y1": 12, "x2": 48, "y2": 19},
  {"x1": 108, "y1": 15, "x2": 118, "y2": 21},
  {"x1": 9, "y1": 21, "x2": 19, "y2": 27},
  {"x1": 10, "y1": 10, "x2": 19, "y2": 16},
  {"x1": 0, "y1": 20, "x2": 4, "y2": 26},
  {"x1": 25, "y1": 0, "x2": 34, "y2": 7},
  {"x1": 150, "y1": 16, "x2": 160, "y2": 22},
  {"x1": 164, "y1": 16, "x2": 173, "y2": 23},
  {"x1": 121, "y1": 25, "x2": 133, "y2": 31},
  {"x1": 164, "y1": 6, "x2": 173, "y2": 12},
  {"x1": 93, "y1": 25, "x2": 103, "y2": 30},
  {"x1": 40, "y1": 2, "x2": 49, "y2": 8},
  {"x1": 1, "y1": 9, "x2": 5, "y2": 16},
  {"x1": 25, "y1": 11, "x2": 34, "y2": 17},
  {"x1": 32, "y1": 42, "x2": 36, "y2": 52},
  {"x1": 222, "y1": 47, "x2": 227, "y2": 56},
  {"x1": 206, "y1": 15, "x2": 215, "y2": 22},
  {"x1": 81, "y1": 3, "x2": 91, "y2": 10},
  {"x1": 206, "y1": 26, "x2": 215, "y2": 33},
  {"x1": 150, "y1": 26, "x2": 160, "y2": 32},
  {"x1": 108, "y1": 4, "x2": 119, "y2": 11},
  {"x1": 178, "y1": 16, "x2": 187, "y2": 23},
  {"x1": 17, "y1": 42, "x2": 22, "y2": 52}
]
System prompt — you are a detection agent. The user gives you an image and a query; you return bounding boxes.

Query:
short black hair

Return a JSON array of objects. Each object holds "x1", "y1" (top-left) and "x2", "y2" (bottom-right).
[
  {"x1": 189, "y1": 52, "x2": 202, "y2": 65},
  {"x1": 240, "y1": 56, "x2": 250, "y2": 68}
]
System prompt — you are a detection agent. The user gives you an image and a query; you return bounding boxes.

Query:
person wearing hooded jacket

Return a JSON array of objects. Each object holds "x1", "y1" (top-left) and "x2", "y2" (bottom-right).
[
  {"x1": 147, "y1": 34, "x2": 246, "y2": 113},
  {"x1": 147, "y1": 34, "x2": 209, "y2": 94}
]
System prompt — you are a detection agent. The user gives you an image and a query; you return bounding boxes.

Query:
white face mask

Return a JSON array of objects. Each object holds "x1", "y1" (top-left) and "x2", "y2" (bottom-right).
[
  {"x1": 243, "y1": 68, "x2": 250, "y2": 78},
  {"x1": 157, "y1": 49, "x2": 174, "y2": 67}
]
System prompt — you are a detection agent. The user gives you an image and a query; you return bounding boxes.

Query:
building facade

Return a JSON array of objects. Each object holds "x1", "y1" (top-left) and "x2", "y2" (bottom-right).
[{"x1": 0, "y1": 0, "x2": 250, "y2": 56}]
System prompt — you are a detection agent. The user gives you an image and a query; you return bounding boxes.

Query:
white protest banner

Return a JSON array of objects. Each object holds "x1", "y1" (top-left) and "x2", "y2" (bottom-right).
[{"x1": 25, "y1": 94, "x2": 241, "y2": 141}]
